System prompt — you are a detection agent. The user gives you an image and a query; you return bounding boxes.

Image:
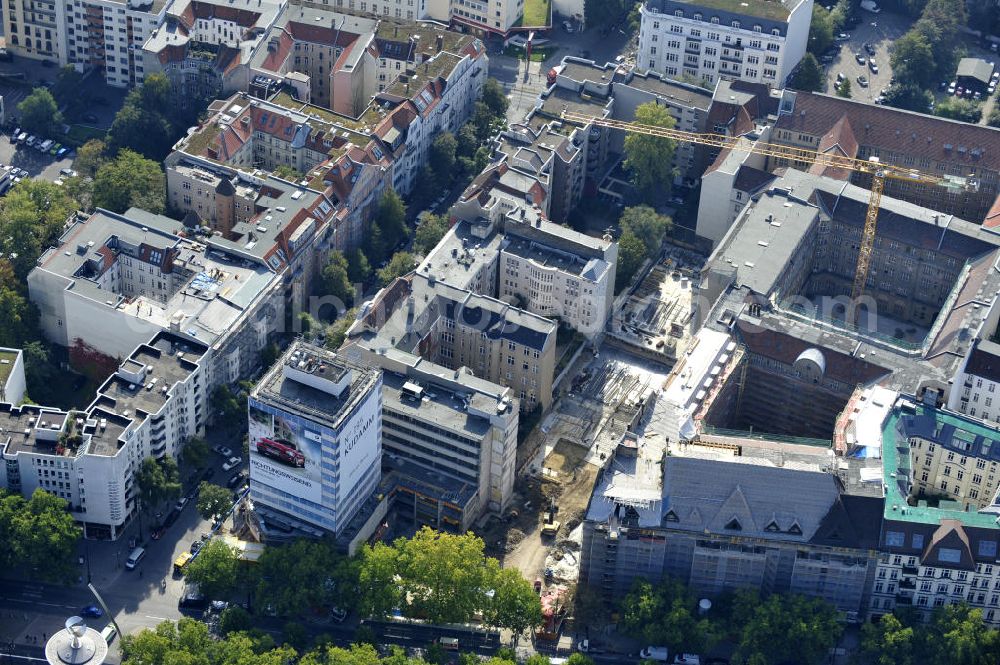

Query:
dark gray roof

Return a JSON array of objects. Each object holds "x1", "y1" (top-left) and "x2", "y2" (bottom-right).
[
  {"x1": 965, "y1": 340, "x2": 1000, "y2": 384},
  {"x1": 661, "y1": 457, "x2": 845, "y2": 542},
  {"x1": 957, "y1": 58, "x2": 994, "y2": 85}
]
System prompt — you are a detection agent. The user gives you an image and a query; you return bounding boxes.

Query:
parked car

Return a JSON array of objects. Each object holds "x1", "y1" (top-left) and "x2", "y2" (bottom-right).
[
  {"x1": 227, "y1": 471, "x2": 247, "y2": 488},
  {"x1": 330, "y1": 607, "x2": 348, "y2": 623},
  {"x1": 175, "y1": 497, "x2": 188, "y2": 512},
  {"x1": 49, "y1": 142, "x2": 61, "y2": 155},
  {"x1": 60, "y1": 167, "x2": 77, "y2": 177},
  {"x1": 80, "y1": 604, "x2": 103, "y2": 618},
  {"x1": 39, "y1": 139, "x2": 53, "y2": 152},
  {"x1": 179, "y1": 590, "x2": 208, "y2": 611},
  {"x1": 25, "y1": 135, "x2": 37, "y2": 147},
  {"x1": 213, "y1": 445, "x2": 232, "y2": 457},
  {"x1": 869, "y1": 61, "x2": 879, "y2": 74},
  {"x1": 855, "y1": 53, "x2": 866, "y2": 65},
  {"x1": 864, "y1": 42, "x2": 876, "y2": 56},
  {"x1": 948, "y1": 81, "x2": 957, "y2": 95},
  {"x1": 100, "y1": 624, "x2": 118, "y2": 645},
  {"x1": 836, "y1": 71, "x2": 845, "y2": 83},
  {"x1": 857, "y1": 75, "x2": 869, "y2": 87},
  {"x1": 222, "y1": 456, "x2": 242, "y2": 472},
  {"x1": 836, "y1": 32, "x2": 850, "y2": 41}
]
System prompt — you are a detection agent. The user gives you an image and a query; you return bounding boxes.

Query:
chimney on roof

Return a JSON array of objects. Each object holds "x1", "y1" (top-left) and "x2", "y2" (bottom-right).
[
  {"x1": 394, "y1": 25, "x2": 398, "y2": 37},
  {"x1": 436, "y1": 34, "x2": 443, "y2": 53}
]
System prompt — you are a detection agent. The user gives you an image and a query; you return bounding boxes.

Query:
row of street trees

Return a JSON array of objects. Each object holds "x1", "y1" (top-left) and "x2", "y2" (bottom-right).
[
  {"x1": 178, "y1": 527, "x2": 542, "y2": 638},
  {"x1": 122, "y1": 619, "x2": 592, "y2": 665},
  {"x1": 619, "y1": 579, "x2": 842, "y2": 665}
]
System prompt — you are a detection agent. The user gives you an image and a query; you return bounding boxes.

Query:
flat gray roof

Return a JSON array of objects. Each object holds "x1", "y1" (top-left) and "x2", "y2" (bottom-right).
[{"x1": 381, "y1": 370, "x2": 491, "y2": 438}]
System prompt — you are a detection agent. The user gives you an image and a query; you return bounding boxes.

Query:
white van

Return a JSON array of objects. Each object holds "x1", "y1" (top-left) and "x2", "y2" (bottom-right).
[
  {"x1": 125, "y1": 546, "x2": 145, "y2": 570},
  {"x1": 640, "y1": 647, "x2": 670, "y2": 662},
  {"x1": 100, "y1": 624, "x2": 118, "y2": 644}
]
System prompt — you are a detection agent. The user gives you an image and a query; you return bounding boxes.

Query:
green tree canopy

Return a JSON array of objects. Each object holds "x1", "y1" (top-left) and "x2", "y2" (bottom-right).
[
  {"x1": 325, "y1": 309, "x2": 358, "y2": 351},
  {"x1": 0, "y1": 179, "x2": 79, "y2": 281},
  {"x1": 136, "y1": 457, "x2": 182, "y2": 510},
  {"x1": 73, "y1": 139, "x2": 107, "y2": 178},
  {"x1": 620, "y1": 578, "x2": 715, "y2": 655},
  {"x1": 429, "y1": 132, "x2": 458, "y2": 184},
  {"x1": 121, "y1": 617, "x2": 298, "y2": 665},
  {"x1": 835, "y1": 78, "x2": 852, "y2": 98},
  {"x1": 320, "y1": 250, "x2": 354, "y2": 310},
  {"x1": 254, "y1": 538, "x2": 359, "y2": 618},
  {"x1": 730, "y1": 590, "x2": 842, "y2": 665},
  {"x1": 413, "y1": 213, "x2": 450, "y2": 254},
  {"x1": 0, "y1": 489, "x2": 82, "y2": 583},
  {"x1": 807, "y1": 5, "x2": 835, "y2": 56},
  {"x1": 93, "y1": 149, "x2": 166, "y2": 214},
  {"x1": 377, "y1": 251, "x2": 417, "y2": 286},
  {"x1": 185, "y1": 539, "x2": 240, "y2": 600},
  {"x1": 791, "y1": 53, "x2": 825, "y2": 92},
  {"x1": 346, "y1": 248, "x2": 372, "y2": 284},
  {"x1": 18, "y1": 88, "x2": 63, "y2": 136},
  {"x1": 623, "y1": 102, "x2": 677, "y2": 198},
  {"x1": 860, "y1": 604, "x2": 1000, "y2": 665},
  {"x1": 620, "y1": 205, "x2": 671, "y2": 259},
  {"x1": 889, "y1": 31, "x2": 938, "y2": 89},
  {"x1": 195, "y1": 483, "x2": 231, "y2": 521},
  {"x1": 935, "y1": 97, "x2": 983, "y2": 123},
  {"x1": 366, "y1": 189, "x2": 407, "y2": 264},
  {"x1": 484, "y1": 565, "x2": 544, "y2": 638},
  {"x1": 273, "y1": 164, "x2": 304, "y2": 181},
  {"x1": 615, "y1": 230, "x2": 646, "y2": 292},
  {"x1": 182, "y1": 436, "x2": 210, "y2": 470},
  {"x1": 481, "y1": 78, "x2": 509, "y2": 118},
  {"x1": 882, "y1": 83, "x2": 934, "y2": 113},
  {"x1": 107, "y1": 73, "x2": 204, "y2": 161}
]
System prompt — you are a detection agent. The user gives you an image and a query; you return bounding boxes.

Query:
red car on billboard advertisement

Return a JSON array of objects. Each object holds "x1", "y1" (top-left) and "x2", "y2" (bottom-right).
[{"x1": 257, "y1": 437, "x2": 306, "y2": 468}]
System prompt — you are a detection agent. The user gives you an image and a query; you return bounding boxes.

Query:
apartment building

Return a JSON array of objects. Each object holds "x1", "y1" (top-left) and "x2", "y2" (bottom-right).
[
  {"x1": 64, "y1": 0, "x2": 170, "y2": 87},
  {"x1": 26, "y1": 200, "x2": 339, "y2": 388},
  {"x1": 948, "y1": 296, "x2": 1000, "y2": 426},
  {"x1": 3, "y1": 0, "x2": 71, "y2": 63},
  {"x1": 0, "y1": 331, "x2": 208, "y2": 540},
  {"x1": 843, "y1": 389, "x2": 1000, "y2": 626},
  {"x1": 248, "y1": 341, "x2": 383, "y2": 538},
  {"x1": 0, "y1": 348, "x2": 26, "y2": 406},
  {"x1": 142, "y1": 0, "x2": 287, "y2": 99},
  {"x1": 538, "y1": 57, "x2": 713, "y2": 202},
  {"x1": 579, "y1": 438, "x2": 882, "y2": 613},
  {"x1": 637, "y1": 0, "x2": 812, "y2": 87}
]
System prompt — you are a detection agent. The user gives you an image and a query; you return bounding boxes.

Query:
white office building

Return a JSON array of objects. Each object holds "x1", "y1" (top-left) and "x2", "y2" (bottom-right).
[{"x1": 637, "y1": 0, "x2": 812, "y2": 87}]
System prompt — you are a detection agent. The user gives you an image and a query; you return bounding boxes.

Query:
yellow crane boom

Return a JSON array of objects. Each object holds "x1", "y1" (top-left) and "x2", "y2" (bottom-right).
[{"x1": 558, "y1": 110, "x2": 979, "y2": 299}]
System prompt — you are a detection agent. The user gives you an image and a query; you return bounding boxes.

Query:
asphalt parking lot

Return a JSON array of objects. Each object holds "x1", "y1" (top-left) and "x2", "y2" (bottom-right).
[
  {"x1": 824, "y1": 11, "x2": 912, "y2": 103},
  {"x1": 0, "y1": 132, "x2": 74, "y2": 182}
]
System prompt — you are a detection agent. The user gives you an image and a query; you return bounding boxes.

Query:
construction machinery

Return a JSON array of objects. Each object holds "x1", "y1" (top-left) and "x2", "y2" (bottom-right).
[{"x1": 558, "y1": 110, "x2": 981, "y2": 299}]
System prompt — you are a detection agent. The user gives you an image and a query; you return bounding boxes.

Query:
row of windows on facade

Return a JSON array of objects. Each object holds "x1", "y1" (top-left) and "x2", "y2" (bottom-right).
[
  {"x1": 652, "y1": 15, "x2": 783, "y2": 35},
  {"x1": 652, "y1": 35, "x2": 781, "y2": 60}
]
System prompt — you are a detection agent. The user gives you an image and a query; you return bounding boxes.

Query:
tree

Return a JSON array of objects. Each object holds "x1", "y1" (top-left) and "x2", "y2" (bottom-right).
[
  {"x1": 791, "y1": 53, "x2": 825, "y2": 92},
  {"x1": 730, "y1": 590, "x2": 842, "y2": 665},
  {"x1": 217, "y1": 605, "x2": 253, "y2": 635},
  {"x1": 136, "y1": 457, "x2": 182, "y2": 513},
  {"x1": 92, "y1": 150, "x2": 166, "y2": 214},
  {"x1": 182, "y1": 437, "x2": 210, "y2": 470},
  {"x1": 413, "y1": 213, "x2": 450, "y2": 255},
  {"x1": 456, "y1": 123, "x2": 479, "y2": 159},
  {"x1": 18, "y1": 88, "x2": 62, "y2": 136},
  {"x1": 882, "y1": 83, "x2": 934, "y2": 113},
  {"x1": 106, "y1": 73, "x2": 197, "y2": 161},
  {"x1": 3, "y1": 489, "x2": 82, "y2": 583},
  {"x1": 74, "y1": 140, "x2": 107, "y2": 178},
  {"x1": 185, "y1": 539, "x2": 240, "y2": 599},
  {"x1": 0, "y1": 180, "x2": 79, "y2": 281},
  {"x1": 367, "y1": 189, "x2": 407, "y2": 265},
  {"x1": 807, "y1": 5, "x2": 835, "y2": 56},
  {"x1": 620, "y1": 578, "x2": 715, "y2": 655},
  {"x1": 429, "y1": 132, "x2": 458, "y2": 184},
  {"x1": 472, "y1": 101, "x2": 500, "y2": 142},
  {"x1": 935, "y1": 98, "x2": 983, "y2": 123},
  {"x1": 195, "y1": 483, "x2": 231, "y2": 521},
  {"x1": 51, "y1": 66, "x2": 87, "y2": 119},
  {"x1": 835, "y1": 78, "x2": 852, "y2": 98},
  {"x1": 21, "y1": 340, "x2": 59, "y2": 402},
  {"x1": 615, "y1": 230, "x2": 646, "y2": 292},
  {"x1": 0, "y1": 280, "x2": 37, "y2": 348},
  {"x1": 325, "y1": 309, "x2": 357, "y2": 351},
  {"x1": 889, "y1": 31, "x2": 937, "y2": 89},
  {"x1": 320, "y1": 251, "x2": 354, "y2": 309},
  {"x1": 121, "y1": 617, "x2": 298, "y2": 664},
  {"x1": 988, "y1": 105, "x2": 1000, "y2": 128},
  {"x1": 377, "y1": 251, "x2": 416, "y2": 286},
  {"x1": 623, "y1": 102, "x2": 677, "y2": 198},
  {"x1": 860, "y1": 612, "x2": 916, "y2": 665},
  {"x1": 346, "y1": 248, "x2": 372, "y2": 284},
  {"x1": 300, "y1": 644, "x2": 381, "y2": 665},
  {"x1": 485, "y1": 566, "x2": 543, "y2": 638},
  {"x1": 481, "y1": 78, "x2": 509, "y2": 119},
  {"x1": 584, "y1": 0, "x2": 631, "y2": 36},
  {"x1": 357, "y1": 538, "x2": 402, "y2": 619},
  {"x1": 255, "y1": 538, "x2": 359, "y2": 618},
  {"x1": 620, "y1": 205, "x2": 671, "y2": 259},
  {"x1": 211, "y1": 384, "x2": 243, "y2": 426}
]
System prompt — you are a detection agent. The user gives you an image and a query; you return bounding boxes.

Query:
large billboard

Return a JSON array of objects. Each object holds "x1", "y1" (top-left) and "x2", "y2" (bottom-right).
[
  {"x1": 337, "y1": 385, "x2": 381, "y2": 500},
  {"x1": 248, "y1": 399, "x2": 324, "y2": 504}
]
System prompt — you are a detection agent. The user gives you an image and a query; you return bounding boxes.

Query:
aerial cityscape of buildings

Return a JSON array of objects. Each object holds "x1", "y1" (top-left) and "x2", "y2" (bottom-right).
[{"x1": 6, "y1": 0, "x2": 1000, "y2": 660}]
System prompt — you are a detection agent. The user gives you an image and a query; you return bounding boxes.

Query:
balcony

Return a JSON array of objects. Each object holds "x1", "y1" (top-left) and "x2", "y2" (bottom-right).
[
  {"x1": 903, "y1": 565, "x2": 919, "y2": 575},
  {"x1": 721, "y1": 53, "x2": 743, "y2": 63},
  {"x1": 900, "y1": 578, "x2": 916, "y2": 590},
  {"x1": 895, "y1": 593, "x2": 913, "y2": 605}
]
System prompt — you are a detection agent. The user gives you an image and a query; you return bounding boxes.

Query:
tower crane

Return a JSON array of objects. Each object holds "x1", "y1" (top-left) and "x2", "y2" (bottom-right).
[{"x1": 558, "y1": 110, "x2": 981, "y2": 299}]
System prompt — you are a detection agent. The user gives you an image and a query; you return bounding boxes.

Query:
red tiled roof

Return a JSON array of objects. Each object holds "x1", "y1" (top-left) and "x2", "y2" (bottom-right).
[
  {"x1": 983, "y1": 192, "x2": 1000, "y2": 228},
  {"x1": 259, "y1": 28, "x2": 293, "y2": 72},
  {"x1": 775, "y1": 92, "x2": 1000, "y2": 173},
  {"x1": 808, "y1": 115, "x2": 858, "y2": 181}
]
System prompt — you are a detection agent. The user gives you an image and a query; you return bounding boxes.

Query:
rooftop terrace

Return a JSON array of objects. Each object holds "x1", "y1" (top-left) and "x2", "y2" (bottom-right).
[{"x1": 645, "y1": 0, "x2": 794, "y2": 21}]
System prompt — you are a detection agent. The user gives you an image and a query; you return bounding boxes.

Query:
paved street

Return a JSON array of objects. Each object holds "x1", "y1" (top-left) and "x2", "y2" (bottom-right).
[{"x1": 0, "y1": 446, "x2": 248, "y2": 663}]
